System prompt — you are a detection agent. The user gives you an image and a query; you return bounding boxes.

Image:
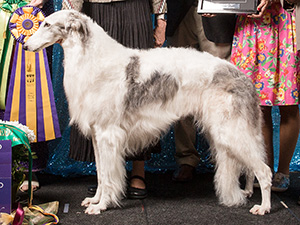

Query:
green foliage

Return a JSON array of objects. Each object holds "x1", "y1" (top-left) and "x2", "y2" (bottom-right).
[{"x1": 11, "y1": 144, "x2": 36, "y2": 186}]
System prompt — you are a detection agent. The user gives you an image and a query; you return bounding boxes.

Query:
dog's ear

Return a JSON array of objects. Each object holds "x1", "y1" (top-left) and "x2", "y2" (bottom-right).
[{"x1": 65, "y1": 12, "x2": 89, "y2": 42}]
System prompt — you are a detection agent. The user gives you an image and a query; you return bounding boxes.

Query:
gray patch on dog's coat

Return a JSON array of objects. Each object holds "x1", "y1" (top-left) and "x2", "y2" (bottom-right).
[
  {"x1": 125, "y1": 56, "x2": 179, "y2": 110},
  {"x1": 212, "y1": 64, "x2": 261, "y2": 126},
  {"x1": 66, "y1": 12, "x2": 90, "y2": 43}
]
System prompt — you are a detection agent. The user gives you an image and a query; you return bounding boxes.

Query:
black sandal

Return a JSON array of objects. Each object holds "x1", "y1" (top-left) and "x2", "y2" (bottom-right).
[{"x1": 127, "y1": 175, "x2": 147, "y2": 199}]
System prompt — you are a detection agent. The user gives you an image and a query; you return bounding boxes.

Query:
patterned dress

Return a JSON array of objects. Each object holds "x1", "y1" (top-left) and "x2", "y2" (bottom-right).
[{"x1": 231, "y1": 3, "x2": 300, "y2": 106}]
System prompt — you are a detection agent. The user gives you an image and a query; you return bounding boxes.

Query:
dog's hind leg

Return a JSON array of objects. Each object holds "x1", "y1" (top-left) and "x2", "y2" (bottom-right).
[
  {"x1": 213, "y1": 148, "x2": 247, "y2": 207},
  {"x1": 84, "y1": 125, "x2": 127, "y2": 215},
  {"x1": 224, "y1": 122, "x2": 272, "y2": 215},
  {"x1": 198, "y1": 106, "x2": 271, "y2": 214},
  {"x1": 210, "y1": 128, "x2": 272, "y2": 215},
  {"x1": 212, "y1": 122, "x2": 272, "y2": 215},
  {"x1": 249, "y1": 161, "x2": 272, "y2": 215},
  {"x1": 227, "y1": 132, "x2": 272, "y2": 215}
]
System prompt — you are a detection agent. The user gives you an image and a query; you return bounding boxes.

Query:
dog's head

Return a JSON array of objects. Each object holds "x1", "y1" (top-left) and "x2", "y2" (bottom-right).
[{"x1": 23, "y1": 10, "x2": 90, "y2": 52}]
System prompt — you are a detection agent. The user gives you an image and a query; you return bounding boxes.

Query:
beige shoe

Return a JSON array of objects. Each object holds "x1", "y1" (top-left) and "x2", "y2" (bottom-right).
[{"x1": 271, "y1": 172, "x2": 289, "y2": 192}]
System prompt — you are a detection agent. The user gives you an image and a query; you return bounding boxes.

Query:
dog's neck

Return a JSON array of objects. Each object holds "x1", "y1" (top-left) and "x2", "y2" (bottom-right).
[
  {"x1": 61, "y1": 18, "x2": 133, "y2": 87},
  {"x1": 62, "y1": 20, "x2": 127, "y2": 65}
]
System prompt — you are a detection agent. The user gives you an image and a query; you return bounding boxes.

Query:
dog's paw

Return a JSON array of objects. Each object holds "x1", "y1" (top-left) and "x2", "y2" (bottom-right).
[
  {"x1": 242, "y1": 189, "x2": 253, "y2": 198},
  {"x1": 85, "y1": 203, "x2": 107, "y2": 215},
  {"x1": 81, "y1": 197, "x2": 99, "y2": 207},
  {"x1": 249, "y1": 204, "x2": 270, "y2": 215}
]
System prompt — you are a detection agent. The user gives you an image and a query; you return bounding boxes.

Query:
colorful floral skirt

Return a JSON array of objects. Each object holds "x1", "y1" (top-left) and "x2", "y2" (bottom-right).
[{"x1": 231, "y1": 3, "x2": 300, "y2": 106}]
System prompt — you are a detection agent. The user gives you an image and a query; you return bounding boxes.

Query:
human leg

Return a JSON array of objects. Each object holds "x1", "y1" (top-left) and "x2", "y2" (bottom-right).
[
  {"x1": 19, "y1": 141, "x2": 49, "y2": 192},
  {"x1": 170, "y1": 5, "x2": 233, "y2": 181},
  {"x1": 278, "y1": 105, "x2": 300, "y2": 175},
  {"x1": 19, "y1": 172, "x2": 40, "y2": 192},
  {"x1": 130, "y1": 161, "x2": 146, "y2": 189},
  {"x1": 168, "y1": 6, "x2": 203, "y2": 166},
  {"x1": 261, "y1": 105, "x2": 300, "y2": 191},
  {"x1": 173, "y1": 117, "x2": 200, "y2": 181},
  {"x1": 167, "y1": 5, "x2": 201, "y2": 181},
  {"x1": 127, "y1": 161, "x2": 147, "y2": 199},
  {"x1": 174, "y1": 117, "x2": 199, "y2": 167},
  {"x1": 170, "y1": 5, "x2": 233, "y2": 182},
  {"x1": 261, "y1": 106, "x2": 274, "y2": 171},
  {"x1": 272, "y1": 105, "x2": 300, "y2": 192}
]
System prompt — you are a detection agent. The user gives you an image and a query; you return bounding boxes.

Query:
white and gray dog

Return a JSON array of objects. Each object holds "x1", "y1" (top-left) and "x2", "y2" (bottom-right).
[{"x1": 24, "y1": 10, "x2": 272, "y2": 215}]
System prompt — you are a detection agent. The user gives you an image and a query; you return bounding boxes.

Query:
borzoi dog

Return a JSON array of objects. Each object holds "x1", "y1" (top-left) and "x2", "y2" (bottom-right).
[{"x1": 24, "y1": 10, "x2": 272, "y2": 215}]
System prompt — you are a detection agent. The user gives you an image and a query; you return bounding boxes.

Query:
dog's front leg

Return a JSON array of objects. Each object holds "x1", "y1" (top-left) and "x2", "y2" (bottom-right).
[
  {"x1": 84, "y1": 125, "x2": 127, "y2": 215},
  {"x1": 81, "y1": 135, "x2": 102, "y2": 207},
  {"x1": 242, "y1": 171, "x2": 254, "y2": 198}
]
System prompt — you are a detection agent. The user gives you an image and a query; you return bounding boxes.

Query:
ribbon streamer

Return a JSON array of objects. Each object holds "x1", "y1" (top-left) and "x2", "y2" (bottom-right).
[
  {"x1": 0, "y1": 0, "x2": 29, "y2": 110},
  {"x1": 12, "y1": 203, "x2": 24, "y2": 225},
  {"x1": 5, "y1": 6, "x2": 61, "y2": 142},
  {"x1": 4, "y1": 42, "x2": 61, "y2": 142}
]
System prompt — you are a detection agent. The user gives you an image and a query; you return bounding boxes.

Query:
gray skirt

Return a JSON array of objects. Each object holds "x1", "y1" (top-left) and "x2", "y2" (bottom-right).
[
  {"x1": 83, "y1": 0, "x2": 153, "y2": 49},
  {"x1": 69, "y1": 0, "x2": 158, "y2": 162}
]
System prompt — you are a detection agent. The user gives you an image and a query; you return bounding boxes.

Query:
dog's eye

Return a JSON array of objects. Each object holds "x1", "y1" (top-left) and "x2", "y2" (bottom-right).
[{"x1": 44, "y1": 22, "x2": 50, "y2": 27}]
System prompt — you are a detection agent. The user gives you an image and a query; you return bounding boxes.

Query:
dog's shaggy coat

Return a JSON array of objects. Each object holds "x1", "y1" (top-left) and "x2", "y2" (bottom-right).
[{"x1": 24, "y1": 10, "x2": 272, "y2": 215}]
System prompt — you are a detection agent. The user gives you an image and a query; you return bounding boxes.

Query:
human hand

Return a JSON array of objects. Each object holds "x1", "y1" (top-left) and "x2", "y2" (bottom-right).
[
  {"x1": 248, "y1": 0, "x2": 270, "y2": 18},
  {"x1": 202, "y1": 13, "x2": 216, "y2": 17},
  {"x1": 29, "y1": 0, "x2": 48, "y2": 8},
  {"x1": 154, "y1": 19, "x2": 166, "y2": 48}
]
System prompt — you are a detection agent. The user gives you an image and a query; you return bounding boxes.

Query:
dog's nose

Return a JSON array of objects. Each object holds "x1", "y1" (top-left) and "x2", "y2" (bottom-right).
[{"x1": 23, "y1": 45, "x2": 28, "y2": 51}]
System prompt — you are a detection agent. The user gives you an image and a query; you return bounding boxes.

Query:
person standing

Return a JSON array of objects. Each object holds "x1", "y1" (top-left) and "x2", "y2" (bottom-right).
[
  {"x1": 63, "y1": 0, "x2": 167, "y2": 199},
  {"x1": 166, "y1": 0, "x2": 236, "y2": 181},
  {"x1": 231, "y1": 0, "x2": 298, "y2": 192}
]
